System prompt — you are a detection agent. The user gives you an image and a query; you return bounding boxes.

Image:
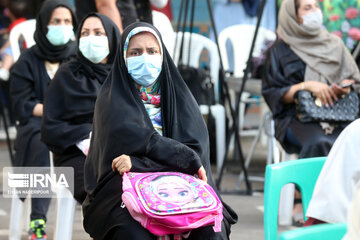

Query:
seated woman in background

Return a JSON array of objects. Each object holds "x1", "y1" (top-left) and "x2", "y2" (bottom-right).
[
  {"x1": 9, "y1": 0, "x2": 77, "y2": 238},
  {"x1": 82, "y1": 22, "x2": 238, "y2": 240},
  {"x1": 263, "y1": 0, "x2": 360, "y2": 159},
  {"x1": 41, "y1": 13, "x2": 120, "y2": 204},
  {"x1": 262, "y1": 0, "x2": 360, "y2": 225}
]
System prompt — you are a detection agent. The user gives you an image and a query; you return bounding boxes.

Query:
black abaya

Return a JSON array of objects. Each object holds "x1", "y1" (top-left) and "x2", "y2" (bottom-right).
[
  {"x1": 9, "y1": 0, "x2": 77, "y2": 222},
  {"x1": 262, "y1": 40, "x2": 350, "y2": 157},
  {"x1": 41, "y1": 13, "x2": 120, "y2": 204},
  {"x1": 10, "y1": 0, "x2": 77, "y2": 167},
  {"x1": 83, "y1": 22, "x2": 237, "y2": 240}
]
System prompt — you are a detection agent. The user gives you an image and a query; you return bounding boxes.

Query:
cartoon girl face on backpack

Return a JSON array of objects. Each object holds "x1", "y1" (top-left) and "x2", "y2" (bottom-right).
[{"x1": 150, "y1": 175, "x2": 200, "y2": 206}]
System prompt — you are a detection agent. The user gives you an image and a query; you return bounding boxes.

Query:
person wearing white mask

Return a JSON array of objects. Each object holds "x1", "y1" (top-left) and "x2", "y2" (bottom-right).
[
  {"x1": 9, "y1": 0, "x2": 77, "y2": 239},
  {"x1": 41, "y1": 13, "x2": 120, "y2": 206},
  {"x1": 262, "y1": 0, "x2": 360, "y2": 226}
]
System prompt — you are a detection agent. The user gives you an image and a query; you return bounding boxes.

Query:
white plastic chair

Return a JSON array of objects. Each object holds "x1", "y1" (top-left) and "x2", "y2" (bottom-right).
[
  {"x1": 218, "y1": 24, "x2": 276, "y2": 134},
  {"x1": 9, "y1": 19, "x2": 36, "y2": 62},
  {"x1": 152, "y1": 10, "x2": 176, "y2": 58},
  {"x1": 218, "y1": 24, "x2": 276, "y2": 78},
  {"x1": 49, "y1": 152, "x2": 77, "y2": 240},
  {"x1": 218, "y1": 24, "x2": 277, "y2": 187},
  {"x1": 9, "y1": 152, "x2": 77, "y2": 240},
  {"x1": 173, "y1": 32, "x2": 225, "y2": 171},
  {"x1": 9, "y1": 193, "x2": 31, "y2": 240}
]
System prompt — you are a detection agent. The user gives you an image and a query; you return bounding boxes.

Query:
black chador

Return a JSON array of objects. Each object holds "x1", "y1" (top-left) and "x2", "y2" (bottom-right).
[
  {"x1": 41, "y1": 13, "x2": 120, "y2": 204},
  {"x1": 82, "y1": 22, "x2": 238, "y2": 240},
  {"x1": 10, "y1": 0, "x2": 77, "y2": 168},
  {"x1": 9, "y1": 0, "x2": 77, "y2": 223}
]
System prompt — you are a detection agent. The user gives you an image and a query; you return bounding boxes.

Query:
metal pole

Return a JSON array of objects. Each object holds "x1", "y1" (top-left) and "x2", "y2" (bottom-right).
[{"x1": 206, "y1": 0, "x2": 251, "y2": 193}]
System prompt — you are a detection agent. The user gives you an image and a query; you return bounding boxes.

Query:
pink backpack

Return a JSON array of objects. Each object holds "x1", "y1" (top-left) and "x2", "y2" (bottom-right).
[{"x1": 121, "y1": 172, "x2": 223, "y2": 238}]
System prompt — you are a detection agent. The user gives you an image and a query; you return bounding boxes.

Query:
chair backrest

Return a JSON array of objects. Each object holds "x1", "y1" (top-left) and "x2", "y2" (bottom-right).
[
  {"x1": 152, "y1": 10, "x2": 175, "y2": 58},
  {"x1": 279, "y1": 222, "x2": 347, "y2": 240},
  {"x1": 9, "y1": 19, "x2": 36, "y2": 62},
  {"x1": 173, "y1": 32, "x2": 220, "y2": 102},
  {"x1": 264, "y1": 157, "x2": 327, "y2": 240},
  {"x1": 218, "y1": 24, "x2": 276, "y2": 77}
]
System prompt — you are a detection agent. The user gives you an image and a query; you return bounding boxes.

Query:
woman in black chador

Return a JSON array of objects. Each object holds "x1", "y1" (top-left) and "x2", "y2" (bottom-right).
[
  {"x1": 9, "y1": 0, "x2": 77, "y2": 239},
  {"x1": 41, "y1": 13, "x2": 120, "y2": 204},
  {"x1": 83, "y1": 22, "x2": 238, "y2": 240}
]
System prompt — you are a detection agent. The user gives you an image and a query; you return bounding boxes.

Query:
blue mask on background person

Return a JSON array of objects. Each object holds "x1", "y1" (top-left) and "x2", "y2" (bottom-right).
[
  {"x1": 46, "y1": 25, "x2": 74, "y2": 46},
  {"x1": 79, "y1": 36, "x2": 110, "y2": 64},
  {"x1": 127, "y1": 54, "x2": 162, "y2": 87}
]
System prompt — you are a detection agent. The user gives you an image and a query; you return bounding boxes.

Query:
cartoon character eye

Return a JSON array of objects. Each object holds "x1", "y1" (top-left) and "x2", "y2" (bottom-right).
[
  {"x1": 159, "y1": 192, "x2": 168, "y2": 198},
  {"x1": 179, "y1": 190, "x2": 189, "y2": 197}
]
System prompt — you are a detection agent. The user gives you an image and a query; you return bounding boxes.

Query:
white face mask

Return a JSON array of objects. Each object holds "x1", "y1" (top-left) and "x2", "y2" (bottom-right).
[
  {"x1": 46, "y1": 25, "x2": 74, "y2": 46},
  {"x1": 302, "y1": 10, "x2": 323, "y2": 31},
  {"x1": 79, "y1": 36, "x2": 110, "y2": 64}
]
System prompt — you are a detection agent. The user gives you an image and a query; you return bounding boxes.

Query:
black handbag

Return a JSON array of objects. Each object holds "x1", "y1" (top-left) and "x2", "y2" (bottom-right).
[
  {"x1": 178, "y1": 65, "x2": 215, "y2": 105},
  {"x1": 294, "y1": 90, "x2": 360, "y2": 123},
  {"x1": 175, "y1": 0, "x2": 215, "y2": 106}
]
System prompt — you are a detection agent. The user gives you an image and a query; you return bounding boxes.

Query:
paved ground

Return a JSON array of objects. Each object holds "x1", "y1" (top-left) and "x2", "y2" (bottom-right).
[{"x1": 0, "y1": 133, "x2": 295, "y2": 239}]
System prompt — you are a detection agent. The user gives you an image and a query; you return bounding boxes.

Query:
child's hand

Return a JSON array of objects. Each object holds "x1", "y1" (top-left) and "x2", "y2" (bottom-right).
[
  {"x1": 112, "y1": 154, "x2": 132, "y2": 175},
  {"x1": 197, "y1": 166, "x2": 207, "y2": 183}
]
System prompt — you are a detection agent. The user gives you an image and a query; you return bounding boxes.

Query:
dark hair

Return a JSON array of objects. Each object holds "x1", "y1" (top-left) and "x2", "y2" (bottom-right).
[
  {"x1": 8, "y1": 0, "x2": 26, "y2": 19},
  {"x1": 294, "y1": 0, "x2": 300, "y2": 15}
]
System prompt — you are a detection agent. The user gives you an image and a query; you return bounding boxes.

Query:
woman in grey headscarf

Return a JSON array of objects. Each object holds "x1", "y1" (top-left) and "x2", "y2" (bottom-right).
[
  {"x1": 263, "y1": 0, "x2": 359, "y2": 160},
  {"x1": 262, "y1": 0, "x2": 360, "y2": 225}
]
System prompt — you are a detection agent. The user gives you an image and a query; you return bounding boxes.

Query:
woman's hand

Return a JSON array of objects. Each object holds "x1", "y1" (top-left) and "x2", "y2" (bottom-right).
[
  {"x1": 331, "y1": 79, "x2": 355, "y2": 96},
  {"x1": 197, "y1": 166, "x2": 208, "y2": 183},
  {"x1": 305, "y1": 81, "x2": 337, "y2": 106},
  {"x1": 32, "y1": 103, "x2": 44, "y2": 117},
  {"x1": 112, "y1": 154, "x2": 132, "y2": 175}
]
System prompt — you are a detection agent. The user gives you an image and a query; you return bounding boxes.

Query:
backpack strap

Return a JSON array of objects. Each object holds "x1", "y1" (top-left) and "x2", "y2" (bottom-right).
[
  {"x1": 213, "y1": 215, "x2": 222, "y2": 232},
  {"x1": 122, "y1": 172, "x2": 132, "y2": 190}
]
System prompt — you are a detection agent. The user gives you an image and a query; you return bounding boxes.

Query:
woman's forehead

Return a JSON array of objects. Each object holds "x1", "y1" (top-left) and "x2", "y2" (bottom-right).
[
  {"x1": 82, "y1": 16, "x2": 104, "y2": 31},
  {"x1": 129, "y1": 32, "x2": 160, "y2": 48}
]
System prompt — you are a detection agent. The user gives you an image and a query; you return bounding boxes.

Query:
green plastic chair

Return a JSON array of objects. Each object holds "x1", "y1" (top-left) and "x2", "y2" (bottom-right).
[
  {"x1": 279, "y1": 222, "x2": 347, "y2": 240},
  {"x1": 264, "y1": 157, "x2": 327, "y2": 240}
]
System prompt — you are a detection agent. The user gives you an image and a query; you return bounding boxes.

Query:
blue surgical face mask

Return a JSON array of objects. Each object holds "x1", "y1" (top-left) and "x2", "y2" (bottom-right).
[
  {"x1": 79, "y1": 36, "x2": 110, "y2": 64},
  {"x1": 126, "y1": 54, "x2": 162, "y2": 87},
  {"x1": 46, "y1": 25, "x2": 74, "y2": 46}
]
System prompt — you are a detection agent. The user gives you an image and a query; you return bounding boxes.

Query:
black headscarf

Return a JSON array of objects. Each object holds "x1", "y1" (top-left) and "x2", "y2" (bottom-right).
[
  {"x1": 83, "y1": 22, "x2": 237, "y2": 237},
  {"x1": 76, "y1": 12, "x2": 120, "y2": 80},
  {"x1": 41, "y1": 13, "x2": 120, "y2": 154},
  {"x1": 33, "y1": 0, "x2": 77, "y2": 62}
]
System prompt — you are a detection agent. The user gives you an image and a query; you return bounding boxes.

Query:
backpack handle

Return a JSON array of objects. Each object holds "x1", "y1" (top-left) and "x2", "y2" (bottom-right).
[{"x1": 122, "y1": 172, "x2": 132, "y2": 190}]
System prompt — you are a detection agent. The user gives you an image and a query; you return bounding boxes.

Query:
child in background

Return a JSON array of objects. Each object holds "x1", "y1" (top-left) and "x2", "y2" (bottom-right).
[
  {"x1": 0, "y1": 0, "x2": 26, "y2": 139},
  {"x1": 0, "y1": 0, "x2": 27, "y2": 81}
]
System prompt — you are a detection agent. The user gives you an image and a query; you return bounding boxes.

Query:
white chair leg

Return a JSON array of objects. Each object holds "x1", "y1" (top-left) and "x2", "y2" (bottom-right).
[
  {"x1": 211, "y1": 104, "x2": 226, "y2": 173},
  {"x1": 270, "y1": 120, "x2": 280, "y2": 164},
  {"x1": 279, "y1": 183, "x2": 295, "y2": 226},
  {"x1": 278, "y1": 152, "x2": 298, "y2": 226},
  {"x1": 23, "y1": 197, "x2": 31, "y2": 233},
  {"x1": 9, "y1": 196, "x2": 24, "y2": 240},
  {"x1": 238, "y1": 92, "x2": 251, "y2": 131},
  {"x1": 53, "y1": 187, "x2": 76, "y2": 240}
]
